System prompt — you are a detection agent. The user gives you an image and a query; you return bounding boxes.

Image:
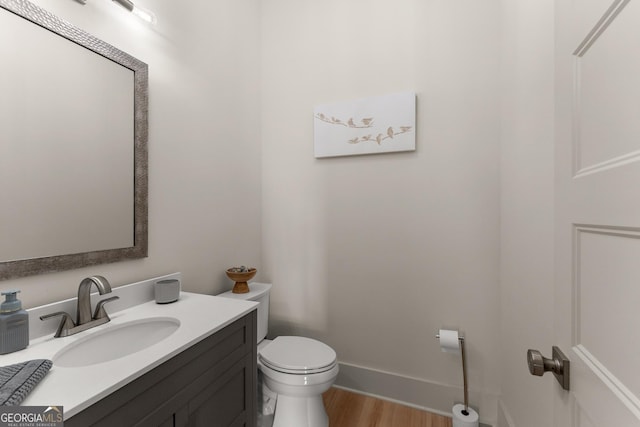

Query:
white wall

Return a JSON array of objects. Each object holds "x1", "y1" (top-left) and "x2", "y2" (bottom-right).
[
  {"x1": 261, "y1": 0, "x2": 502, "y2": 422},
  {"x1": 2, "y1": 0, "x2": 262, "y2": 307},
  {"x1": 499, "y1": 0, "x2": 555, "y2": 426}
]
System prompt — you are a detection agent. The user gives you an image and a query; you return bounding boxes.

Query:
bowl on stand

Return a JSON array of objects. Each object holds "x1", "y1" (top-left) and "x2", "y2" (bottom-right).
[{"x1": 225, "y1": 268, "x2": 257, "y2": 294}]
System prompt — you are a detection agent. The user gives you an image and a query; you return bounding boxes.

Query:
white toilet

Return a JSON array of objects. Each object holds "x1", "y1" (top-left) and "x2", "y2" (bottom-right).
[{"x1": 218, "y1": 283, "x2": 338, "y2": 427}]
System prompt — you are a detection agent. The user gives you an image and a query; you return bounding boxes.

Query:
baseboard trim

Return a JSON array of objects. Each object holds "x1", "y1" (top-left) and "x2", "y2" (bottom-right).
[
  {"x1": 335, "y1": 361, "x2": 497, "y2": 426},
  {"x1": 497, "y1": 398, "x2": 516, "y2": 427}
]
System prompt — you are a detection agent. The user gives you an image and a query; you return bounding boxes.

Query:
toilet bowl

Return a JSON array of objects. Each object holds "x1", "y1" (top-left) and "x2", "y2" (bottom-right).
[
  {"x1": 259, "y1": 336, "x2": 338, "y2": 427},
  {"x1": 217, "y1": 283, "x2": 338, "y2": 427}
]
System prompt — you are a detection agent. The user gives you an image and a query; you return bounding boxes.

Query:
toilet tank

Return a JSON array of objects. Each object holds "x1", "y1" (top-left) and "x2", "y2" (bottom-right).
[{"x1": 217, "y1": 282, "x2": 271, "y2": 344}]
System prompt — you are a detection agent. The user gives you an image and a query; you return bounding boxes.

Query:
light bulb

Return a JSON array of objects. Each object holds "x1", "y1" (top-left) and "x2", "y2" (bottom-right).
[
  {"x1": 112, "y1": 0, "x2": 157, "y2": 25},
  {"x1": 131, "y1": 5, "x2": 157, "y2": 24}
]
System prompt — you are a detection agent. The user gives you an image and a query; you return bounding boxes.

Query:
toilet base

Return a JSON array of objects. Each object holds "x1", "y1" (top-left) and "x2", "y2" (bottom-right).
[{"x1": 272, "y1": 394, "x2": 328, "y2": 427}]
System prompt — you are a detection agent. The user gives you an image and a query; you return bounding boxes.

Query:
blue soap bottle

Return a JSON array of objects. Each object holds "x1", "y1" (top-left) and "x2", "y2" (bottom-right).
[{"x1": 0, "y1": 290, "x2": 29, "y2": 354}]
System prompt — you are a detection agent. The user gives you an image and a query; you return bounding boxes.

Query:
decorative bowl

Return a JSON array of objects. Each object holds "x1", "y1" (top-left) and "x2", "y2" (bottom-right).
[{"x1": 225, "y1": 268, "x2": 257, "y2": 294}]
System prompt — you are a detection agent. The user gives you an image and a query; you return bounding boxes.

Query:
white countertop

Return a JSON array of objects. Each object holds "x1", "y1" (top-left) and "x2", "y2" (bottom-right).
[{"x1": 1, "y1": 291, "x2": 257, "y2": 419}]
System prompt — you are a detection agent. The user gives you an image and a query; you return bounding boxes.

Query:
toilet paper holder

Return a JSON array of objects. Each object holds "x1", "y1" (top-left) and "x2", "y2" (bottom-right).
[{"x1": 436, "y1": 332, "x2": 471, "y2": 415}]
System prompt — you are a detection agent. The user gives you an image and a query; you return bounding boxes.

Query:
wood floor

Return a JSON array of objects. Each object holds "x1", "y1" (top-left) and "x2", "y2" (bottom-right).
[{"x1": 322, "y1": 387, "x2": 453, "y2": 427}]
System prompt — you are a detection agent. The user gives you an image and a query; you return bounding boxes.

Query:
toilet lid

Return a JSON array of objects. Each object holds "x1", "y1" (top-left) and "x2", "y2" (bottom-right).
[{"x1": 259, "y1": 336, "x2": 337, "y2": 374}]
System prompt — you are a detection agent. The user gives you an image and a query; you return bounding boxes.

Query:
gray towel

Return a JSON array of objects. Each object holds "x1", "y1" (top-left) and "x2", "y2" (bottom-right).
[{"x1": 0, "y1": 359, "x2": 52, "y2": 406}]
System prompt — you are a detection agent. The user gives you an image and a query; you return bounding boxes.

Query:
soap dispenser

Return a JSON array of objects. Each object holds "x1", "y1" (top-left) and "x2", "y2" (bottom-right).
[{"x1": 0, "y1": 290, "x2": 29, "y2": 354}]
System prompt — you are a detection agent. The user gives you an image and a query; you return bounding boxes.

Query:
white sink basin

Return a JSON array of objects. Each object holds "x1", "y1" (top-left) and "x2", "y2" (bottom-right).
[{"x1": 53, "y1": 317, "x2": 180, "y2": 367}]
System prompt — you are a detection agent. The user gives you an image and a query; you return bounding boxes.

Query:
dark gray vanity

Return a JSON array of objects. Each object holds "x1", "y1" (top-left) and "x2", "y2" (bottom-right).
[{"x1": 65, "y1": 312, "x2": 256, "y2": 427}]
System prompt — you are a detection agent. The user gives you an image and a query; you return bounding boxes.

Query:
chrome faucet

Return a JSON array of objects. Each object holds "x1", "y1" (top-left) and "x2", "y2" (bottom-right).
[{"x1": 40, "y1": 275, "x2": 120, "y2": 338}]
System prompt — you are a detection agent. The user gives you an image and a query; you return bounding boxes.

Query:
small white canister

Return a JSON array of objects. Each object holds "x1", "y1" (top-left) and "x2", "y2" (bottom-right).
[{"x1": 154, "y1": 279, "x2": 180, "y2": 304}]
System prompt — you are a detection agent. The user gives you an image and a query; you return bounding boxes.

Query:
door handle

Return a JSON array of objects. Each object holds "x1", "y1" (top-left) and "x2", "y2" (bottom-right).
[{"x1": 527, "y1": 346, "x2": 570, "y2": 391}]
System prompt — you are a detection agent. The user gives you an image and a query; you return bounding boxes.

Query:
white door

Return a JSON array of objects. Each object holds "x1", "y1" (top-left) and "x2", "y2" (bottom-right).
[{"x1": 554, "y1": 0, "x2": 640, "y2": 425}]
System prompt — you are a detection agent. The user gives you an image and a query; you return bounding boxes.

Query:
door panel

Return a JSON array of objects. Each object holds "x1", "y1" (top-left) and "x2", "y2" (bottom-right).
[
  {"x1": 576, "y1": 227, "x2": 640, "y2": 396},
  {"x1": 572, "y1": 345, "x2": 640, "y2": 424},
  {"x1": 575, "y1": 0, "x2": 640, "y2": 175},
  {"x1": 556, "y1": 0, "x2": 640, "y2": 424}
]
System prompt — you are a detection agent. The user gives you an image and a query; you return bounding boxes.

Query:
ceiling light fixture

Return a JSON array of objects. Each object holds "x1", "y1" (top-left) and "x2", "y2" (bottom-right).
[{"x1": 112, "y1": 0, "x2": 157, "y2": 24}]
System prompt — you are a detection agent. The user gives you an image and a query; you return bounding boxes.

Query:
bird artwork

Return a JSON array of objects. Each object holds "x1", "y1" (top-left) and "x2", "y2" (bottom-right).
[{"x1": 313, "y1": 92, "x2": 416, "y2": 158}]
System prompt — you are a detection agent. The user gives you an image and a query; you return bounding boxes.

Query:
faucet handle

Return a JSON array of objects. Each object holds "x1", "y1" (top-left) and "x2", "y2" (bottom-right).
[
  {"x1": 40, "y1": 311, "x2": 76, "y2": 338},
  {"x1": 93, "y1": 296, "x2": 120, "y2": 321}
]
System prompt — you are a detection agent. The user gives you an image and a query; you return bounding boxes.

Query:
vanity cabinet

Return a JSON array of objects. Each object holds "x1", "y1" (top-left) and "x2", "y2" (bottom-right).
[{"x1": 65, "y1": 311, "x2": 257, "y2": 427}]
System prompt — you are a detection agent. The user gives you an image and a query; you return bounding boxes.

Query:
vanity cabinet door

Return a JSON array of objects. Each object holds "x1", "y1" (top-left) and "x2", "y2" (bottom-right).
[
  {"x1": 184, "y1": 353, "x2": 254, "y2": 426},
  {"x1": 65, "y1": 311, "x2": 257, "y2": 427}
]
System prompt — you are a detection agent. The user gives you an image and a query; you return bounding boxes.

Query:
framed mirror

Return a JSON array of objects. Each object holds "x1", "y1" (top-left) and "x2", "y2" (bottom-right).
[{"x1": 0, "y1": 0, "x2": 148, "y2": 280}]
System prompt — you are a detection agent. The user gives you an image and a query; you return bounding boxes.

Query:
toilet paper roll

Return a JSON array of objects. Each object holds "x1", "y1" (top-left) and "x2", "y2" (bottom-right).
[
  {"x1": 452, "y1": 403, "x2": 479, "y2": 427},
  {"x1": 438, "y1": 329, "x2": 460, "y2": 354}
]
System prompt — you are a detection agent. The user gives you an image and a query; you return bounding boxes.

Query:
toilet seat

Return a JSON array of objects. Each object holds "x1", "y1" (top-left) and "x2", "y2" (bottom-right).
[{"x1": 259, "y1": 336, "x2": 337, "y2": 375}]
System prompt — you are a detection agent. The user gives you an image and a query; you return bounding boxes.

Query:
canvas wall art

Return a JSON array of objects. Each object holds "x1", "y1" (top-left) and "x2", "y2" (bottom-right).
[{"x1": 313, "y1": 91, "x2": 416, "y2": 158}]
